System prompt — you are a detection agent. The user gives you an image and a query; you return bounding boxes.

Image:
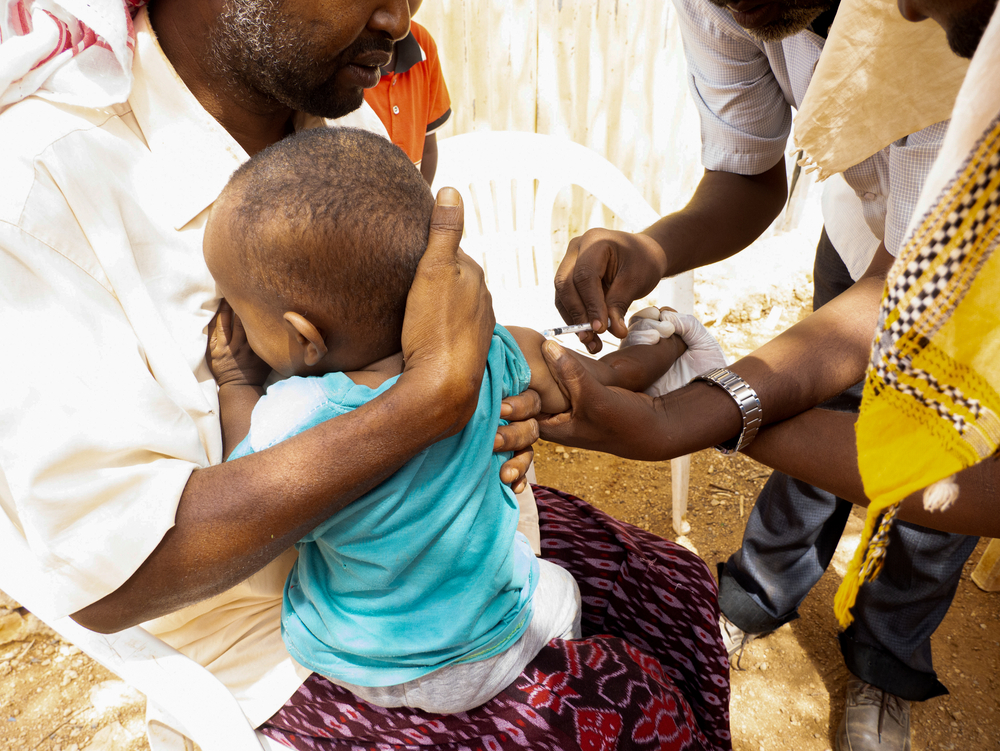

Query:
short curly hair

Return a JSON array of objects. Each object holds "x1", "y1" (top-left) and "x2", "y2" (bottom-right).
[{"x1": 219, "y1": 126, "x2": 435, "y2": 357}]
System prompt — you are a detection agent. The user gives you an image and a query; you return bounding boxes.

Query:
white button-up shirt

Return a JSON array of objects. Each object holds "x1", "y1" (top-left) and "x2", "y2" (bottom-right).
[
  {"x1": 0, "y1": 7, "x2": 386, "y2": 731},
  {"x1": 674, "y1": 0, "x2": 948, "y2": 277}
]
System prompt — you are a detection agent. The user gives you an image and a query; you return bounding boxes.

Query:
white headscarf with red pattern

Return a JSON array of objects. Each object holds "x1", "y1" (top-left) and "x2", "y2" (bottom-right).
[{"x1": 0, "y1": 0, "x2": 146, "y2": 113}]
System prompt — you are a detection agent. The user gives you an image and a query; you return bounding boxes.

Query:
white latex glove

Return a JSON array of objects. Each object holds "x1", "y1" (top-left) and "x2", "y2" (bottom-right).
[{"x1": 620, "y1": 306, "x2": 728, "y2": 396}]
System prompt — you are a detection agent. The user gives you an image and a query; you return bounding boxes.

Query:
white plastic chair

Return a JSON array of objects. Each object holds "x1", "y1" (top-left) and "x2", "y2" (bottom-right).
[
  {"x1": 433, "y1": 131, "x2": 693, "y2": 535},
  {"x1": 0, "y1": 510, "x2": 286, "y2": 751}
]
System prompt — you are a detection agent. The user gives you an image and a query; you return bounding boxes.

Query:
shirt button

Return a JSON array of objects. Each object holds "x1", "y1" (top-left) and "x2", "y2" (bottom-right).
[
  {"x1": 862, "y1": 192, "x2": 877, "y2": 200},
  {"x1": 392, "y1": 105, "x2": 400, "y2": 115}
]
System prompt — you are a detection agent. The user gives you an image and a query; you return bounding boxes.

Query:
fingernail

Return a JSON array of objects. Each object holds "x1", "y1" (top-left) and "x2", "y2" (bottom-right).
[
  {"x1": 494, "y1": 433, "x2": 503, "y2": 450},
  {"x1": 500, "y1": 403, "x2": 512, "y2": 417},
  {"x1": 592, "y1": 319, "x2": 603, "y2": 332},
  {"x1": 436, "y1": 187, "x2": 460, "y2": 206},
  {"x1": 542, "y1": 340, "x2": 564, "y2": 360}
]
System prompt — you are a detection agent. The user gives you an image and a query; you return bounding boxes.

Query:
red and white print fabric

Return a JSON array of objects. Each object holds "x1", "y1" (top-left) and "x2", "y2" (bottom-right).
[{"x1": 0, "y1": 0, "x2": 146, "y2": 113}]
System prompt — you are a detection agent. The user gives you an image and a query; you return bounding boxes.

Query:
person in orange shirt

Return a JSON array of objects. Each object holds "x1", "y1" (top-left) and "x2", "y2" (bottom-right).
[{"x1": 364, "y1": 0, "x2": 451, "y2": 184}]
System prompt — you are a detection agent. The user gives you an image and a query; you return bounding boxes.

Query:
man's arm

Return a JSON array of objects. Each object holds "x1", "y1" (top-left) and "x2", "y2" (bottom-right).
[
  {"x1": 745, "y1": 408, "x2": 1000, "y2": 538},
  {"x1": 540, "y1": 245, "x2": 895, "y2": 459},
  {"x1": 554, "y1": 161, "x2": 788, "y2": 351},
  {"x1": 506, "y1": 325, "x2": 687, "y2": 414},
  {"x1": 420, "y1": 133, "x2": 439, "y2": 186},
  {"x1": 72, "y1": 190, "x2": 496, "y2": 633}
]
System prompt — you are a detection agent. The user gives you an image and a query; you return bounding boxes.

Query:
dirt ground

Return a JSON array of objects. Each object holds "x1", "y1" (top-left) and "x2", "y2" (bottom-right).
[
  {"x1": 534, "y1": 444, "x2": 1000, "y2": 751},
  {"x1": 2, "y1": 236, "x2": 998, "y2": 751}
]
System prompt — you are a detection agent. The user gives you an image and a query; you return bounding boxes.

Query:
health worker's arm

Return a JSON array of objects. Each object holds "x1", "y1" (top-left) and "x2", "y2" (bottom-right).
[
  {"x1": 745, "y1": 408, "x2": 1000, "y2": 538},
  {"x1": 539, "y1": 245, "x2": 894, "y2": 461},
  {"x1": 555, "y1": 163, "x2": 788, "y2": 352}
]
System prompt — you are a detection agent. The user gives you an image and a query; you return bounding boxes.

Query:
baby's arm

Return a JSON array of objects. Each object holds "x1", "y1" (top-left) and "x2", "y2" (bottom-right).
[
  {"x1": 506, "y1": 326, "x2": 687, "y2": 414},
  {"x1": 207, "y1": 301, "x2": 272, "y2": 459}
]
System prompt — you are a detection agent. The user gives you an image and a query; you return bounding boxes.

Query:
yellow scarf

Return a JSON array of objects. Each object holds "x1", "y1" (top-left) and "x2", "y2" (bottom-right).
[{"x1": 838, "y1": 7, "x2": 1000, "y2": 628}]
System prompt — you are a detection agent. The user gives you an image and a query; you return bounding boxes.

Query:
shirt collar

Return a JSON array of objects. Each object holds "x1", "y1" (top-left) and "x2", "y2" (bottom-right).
[
  {"x1": 128, "y1": 8, "x2": 249, "y2": 230},
  {"x1": 385, "y1": 31, "x2": 426, "y2": 77}
]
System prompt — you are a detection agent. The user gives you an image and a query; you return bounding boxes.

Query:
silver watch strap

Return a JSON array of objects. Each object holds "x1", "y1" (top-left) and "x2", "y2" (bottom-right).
[{"x1": 693, "y1": 367, "x2": 762, "y2": 455}]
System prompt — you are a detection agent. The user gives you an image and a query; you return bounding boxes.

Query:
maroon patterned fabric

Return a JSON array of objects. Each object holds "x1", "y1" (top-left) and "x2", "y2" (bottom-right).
[{"x1": 260, "y1": 486, "x2": 731, "y2": 751}]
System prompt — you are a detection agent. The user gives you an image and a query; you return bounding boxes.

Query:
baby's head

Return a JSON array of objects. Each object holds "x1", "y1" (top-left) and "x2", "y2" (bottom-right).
[{"x1": 204, "y1": 127, "x2": 435, "y2": 377}]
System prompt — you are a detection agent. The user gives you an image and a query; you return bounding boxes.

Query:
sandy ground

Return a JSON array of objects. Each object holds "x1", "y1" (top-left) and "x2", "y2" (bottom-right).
[
  {"x1": 2, "y1": 207, "x2": 998, "y2": 750},
  {"x1": 534, "y1": 443, "x2": 1000, "y2": 751}
]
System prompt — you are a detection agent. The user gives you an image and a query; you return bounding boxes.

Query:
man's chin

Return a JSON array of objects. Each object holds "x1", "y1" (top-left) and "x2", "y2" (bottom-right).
[
  {"x1": 303, "y1": 90, "x2": 366, "y2": 121},
  {"x1": 735, "y1": 5, "x2": 828, "y2": 41},
  {"x1": 275, "y1": 83, "x2": 365, "y2": 121},
  {"x1": 944, "y1": 0, "x2": 995, "y2": 58}
]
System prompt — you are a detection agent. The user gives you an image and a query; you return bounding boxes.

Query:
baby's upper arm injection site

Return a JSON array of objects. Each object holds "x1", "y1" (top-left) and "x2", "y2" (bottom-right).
[{"x1": 504, "y1": 325, "x2": 684, "y2": 415}]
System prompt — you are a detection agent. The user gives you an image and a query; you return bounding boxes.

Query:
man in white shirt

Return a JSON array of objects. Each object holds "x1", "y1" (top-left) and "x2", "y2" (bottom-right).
[
  {"x1": 0, "y1": 0, "x2": 532, "y2": 736},
  {"x1": 0, "y1": 2, "x2": 737, "y2": 749},
  {"x1": 548, "y1": 0, "x2": 976, "y2": 749}
]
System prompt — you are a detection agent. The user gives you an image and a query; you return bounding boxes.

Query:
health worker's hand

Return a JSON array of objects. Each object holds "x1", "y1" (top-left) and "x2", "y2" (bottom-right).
[
  {"x1": 538, "y1": 340, "x2": 676, "y2": 461},
  {"x1": 207, "y1": 299, "x2": 272, "y2": 388},
  {"x1": 554, "y1": 228, "x2": 668, "y2": 354}
]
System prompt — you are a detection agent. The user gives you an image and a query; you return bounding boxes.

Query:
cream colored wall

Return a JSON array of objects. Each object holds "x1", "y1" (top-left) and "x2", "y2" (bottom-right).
[{"x1": 418, "y1": 0, "x2": 704, "y2": 254}]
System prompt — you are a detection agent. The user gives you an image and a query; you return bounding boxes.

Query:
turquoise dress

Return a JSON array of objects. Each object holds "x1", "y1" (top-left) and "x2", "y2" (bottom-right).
[{"x1": 229, "y1": 325, "x2": 539, "y2": 687}]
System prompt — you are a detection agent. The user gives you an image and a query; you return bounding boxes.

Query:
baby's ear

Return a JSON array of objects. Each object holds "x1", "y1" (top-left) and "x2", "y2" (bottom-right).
[{"x1": 283, "y1": 312, "x2": 328, "y2": 366}]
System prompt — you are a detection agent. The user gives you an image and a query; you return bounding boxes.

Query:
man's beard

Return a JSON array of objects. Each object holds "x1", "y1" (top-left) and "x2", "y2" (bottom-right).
[
  {"x1": 945, "y1": 0, "x2": 997, "y2": 58},
  {"x1": 209, "y1": 0, "x2": 384, "y2": 119},
  {"x1": 705, "y1": 0, "x2": 834, "y2": 42},
  {"x1": 742, "y1": 5, "x2": 828, "y2": 41}
]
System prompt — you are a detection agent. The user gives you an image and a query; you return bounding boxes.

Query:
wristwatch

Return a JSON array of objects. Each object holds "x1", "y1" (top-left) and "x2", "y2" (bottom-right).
[{"x1": 692, "y1": 367, "x2": 762, "y2": 455}]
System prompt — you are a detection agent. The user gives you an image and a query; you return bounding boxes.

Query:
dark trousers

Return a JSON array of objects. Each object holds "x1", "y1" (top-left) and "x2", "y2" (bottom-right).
[{"x1": 718, "y1": 229, "x2": 979, "y2": 701}]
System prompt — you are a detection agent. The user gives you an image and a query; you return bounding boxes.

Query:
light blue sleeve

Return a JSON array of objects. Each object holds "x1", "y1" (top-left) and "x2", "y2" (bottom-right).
[{"x1": 492, "y1": 324, "x2": 532, "y2": 400}]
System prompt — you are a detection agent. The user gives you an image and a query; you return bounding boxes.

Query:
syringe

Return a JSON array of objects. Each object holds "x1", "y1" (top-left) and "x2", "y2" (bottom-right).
[{"x1": 541, "y1": 321, "x2": 600, "y2": 338}]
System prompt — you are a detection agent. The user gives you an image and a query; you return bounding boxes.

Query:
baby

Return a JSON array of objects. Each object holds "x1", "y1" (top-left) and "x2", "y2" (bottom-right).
[{"x1": 203, "y1": 127, "x2": 685, "y2": 714}]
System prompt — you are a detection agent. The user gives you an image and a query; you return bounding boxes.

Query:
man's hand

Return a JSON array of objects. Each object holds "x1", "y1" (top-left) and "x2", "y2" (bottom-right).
[
  {"x1": 401, "y1": 188, "x2": 495, "y2": 437},
  {"x1": 554, "y1": 229, "x2": 668, "y2": 353},
  {"x1": 207, "y1": 300, "x2": 271, "y2": 388},
  {"x1": 538, "y1": 340, "x2": 674, "y2": 460},
  {"x1": 496, "y1": 390, "x2": 541, "y2": 493}
]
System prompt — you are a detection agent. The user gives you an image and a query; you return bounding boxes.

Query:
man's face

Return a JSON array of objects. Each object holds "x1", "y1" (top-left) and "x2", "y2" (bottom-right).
[
  {"x1": 898, "y1": 0, "x2": 997, "y2": 57},
  {"x1": 210, "y1": 0, "x2": 409, "y2": 118},
  {"x1": 705, "y1": 0, "x2": 837, "y2": 41}
]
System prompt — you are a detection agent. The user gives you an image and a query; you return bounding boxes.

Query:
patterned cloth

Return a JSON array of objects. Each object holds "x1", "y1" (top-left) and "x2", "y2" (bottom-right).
[
  {"x1": 0, "y1": 0, "x2": 145, "y2": 113},
  {"x1": 840, "y1": 7, "x2": 1000, "y2": 629},
  {"x1": 260, "y1": 486, "x2": 732, "y2": 751}
]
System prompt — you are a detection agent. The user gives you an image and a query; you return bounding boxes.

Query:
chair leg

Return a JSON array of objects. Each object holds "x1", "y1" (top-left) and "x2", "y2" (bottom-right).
[
  {"x1": 671, "y1": 455, "x2": 691, "y2": 535},
  {"x1": 972, "y1": 539, "x2": 1000, "y2": 592}
]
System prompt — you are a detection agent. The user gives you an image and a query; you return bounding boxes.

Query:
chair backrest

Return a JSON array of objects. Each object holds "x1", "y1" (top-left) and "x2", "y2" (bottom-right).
[
  {"x1": 432, "y1": 131, "x2": 693, "y2": 333},
  {"x1": 0, "y1": 508, "x2": 275, "y2": 751}
]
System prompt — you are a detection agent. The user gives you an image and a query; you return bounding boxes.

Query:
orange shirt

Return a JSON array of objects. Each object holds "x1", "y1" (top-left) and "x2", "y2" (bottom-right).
[{"x1": 364, "y1": 22, "x2": 452, "y2": 164}]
